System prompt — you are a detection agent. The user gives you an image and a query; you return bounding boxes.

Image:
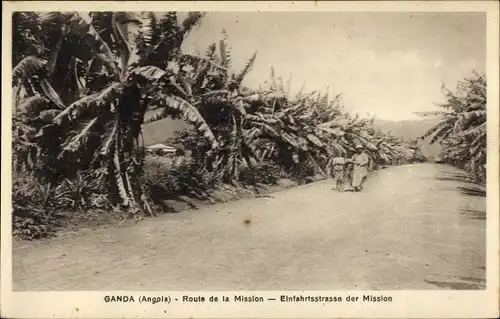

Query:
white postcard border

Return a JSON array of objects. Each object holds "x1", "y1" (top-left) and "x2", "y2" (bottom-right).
[{"x1": 1, "y1": 1, "x2": 499, "y2": 318}]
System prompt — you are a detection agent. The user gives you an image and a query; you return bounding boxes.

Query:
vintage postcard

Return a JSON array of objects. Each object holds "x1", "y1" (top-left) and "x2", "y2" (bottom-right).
[{"x1": 1, "y1": 1, "x2": 499, "y2": 318}]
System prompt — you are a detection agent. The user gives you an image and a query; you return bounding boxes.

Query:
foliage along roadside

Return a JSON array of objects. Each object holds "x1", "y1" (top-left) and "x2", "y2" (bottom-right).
[
  {"x1": 418, "y1": 72, "x2": 486, "y2": 183},
  {"x1": 12, "y1": 11, "x2": 424, "y2": 240}
]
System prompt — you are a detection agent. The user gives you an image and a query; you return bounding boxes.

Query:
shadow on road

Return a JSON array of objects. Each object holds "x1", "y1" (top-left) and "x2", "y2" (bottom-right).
[
  {"x1": 424, "y1": 279, "x2": 485, "y2": 290},
  {"x1": 457, "y1": 186, "x2": 486, "y2": 197},
  {"x1": 460, "y1": 209, "x2": 486, "y2": 221},
  {"x1": 434, "y1": 172, "x2": 471, "y2": 183},
  {"x1": 433, "y1": 169, "x2": 486, "y2": 221},
  {"x1": 434, "y1": 171, "x2": 486, "y2": 197}
]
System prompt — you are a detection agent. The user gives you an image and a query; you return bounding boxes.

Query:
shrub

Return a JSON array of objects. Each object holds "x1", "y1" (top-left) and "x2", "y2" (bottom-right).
[
  {"x1": 12, "y1": 175, "x2": 61, "y2": 239},
  {"x1": 288, "y1": 159, "x2": 316, "y2": 184},
  {"x1": 12, "y1": 171, "x2": 111, "y2": 240},
  {"x1": 143, "y1": 155, "x2": 221, "y2": 204},
  {"x1": 238, "y1": 162, "x2": 282, "y2": 185}
]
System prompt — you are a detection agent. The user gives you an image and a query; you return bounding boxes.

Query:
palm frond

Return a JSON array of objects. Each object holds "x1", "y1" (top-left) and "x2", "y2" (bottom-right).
[
  {"x1": 54, "y1": 82, "x2": 123, "y2": 124},
  {"x1": 12, "y1": 56, "x2": 47, "y2": 85},
  {"x1": 235, "y1": 51, "x2": 257, "y2": 84},
  {"x1": 60, "y1": 117, "x2": 100, "y2": 155},
  {"x1": 143, "y1": 108, "x2": 169, "y2": 124},
  {"x1": 111, "y1": 13, "x2": 132, "y2": 79},
  {"x1": 456, "y1": 122, "x2": 486, "y2": 138},
  {"x1": 37, "y1": 109, "x2": 61, "y2": 124},
  {"x1": 281, "y1": 132, "x2": 300, "y2": 149},
  {"x1": 17, "y1": 96, "x2": 51, "y2": 117},
  {"x1": 205, "y1": 42, "x2": 217, "y2": 59},
  {"x1": 67, "y1": 13, "x2": 120, "y2": 78},
  {"x1": 178, "y1": 54, "x2": 229, "y2": 73},
  {"x1": 156, "y1": 95, "x2": 219, "y2": 149},
  {"x1": 181, "y1": 12, "x2": 204, "y2": 36},
  {"x1": 317, "y1": 126, "x2": 345, "y2": 137},
  {"x1": 420, "y1": 119, "x2": 450, "y2": 140},
  {"x1": 253, "y1": 122, "x2": 280, "y2": 138},
  {"x1": 130, "y1": 65, "x2": 166, "y2": 80},
  {"x1": 100, "y1": 117, "x2": 119, "y2": 156},
  {"x1": 459, "y1": 110, "x2": 486, "y2": 121},
  {"x1": 136, "y1": 12, "x2": 159, "y2": 59},
  {"x1": 219, "y1": 29, "x2": 231, "y2": 68},
  {"x1": 46, "y1": 25, "x2": 66, "y2": 78},
  {"x1": 39, "y1": 79, "x2": 66, "y2": 109},
  {"x1": 306, "y1": 134, "x2": 325, "y2": 148},
  {"x1": 270, "y1": 66, "x2": 276, "y2": 90},
  {"x1": 245, "y1": 114, "x2": 279, "y2": 125},
  {"x1": 285, "y1": 73, "x2": 292, "y2": 95},
  {"x1": 345, "y1": 133, "x2": 378, "y2": 151},
  {"x1": 430, "y1": 122, "x2": 455, "y2": 144}
]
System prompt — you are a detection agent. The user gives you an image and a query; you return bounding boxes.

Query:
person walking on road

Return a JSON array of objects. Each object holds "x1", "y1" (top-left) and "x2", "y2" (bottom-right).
[
  {"x1": 330, "y1": 157, "x2": 346, "y2": 191},
  {"x1": 343, "y1": 159, "x2": 355, "y2": 192},
  {"x1": 351, "y1": 144, "x2": 370, "y2": 192}
]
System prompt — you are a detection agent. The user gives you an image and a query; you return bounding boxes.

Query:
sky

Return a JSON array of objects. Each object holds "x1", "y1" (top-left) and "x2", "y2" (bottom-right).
[{"x1": 181, "y1": 12, "x2": 486, "y2": 121}]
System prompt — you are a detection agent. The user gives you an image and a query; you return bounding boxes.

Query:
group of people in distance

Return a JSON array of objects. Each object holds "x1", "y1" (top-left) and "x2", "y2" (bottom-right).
[{"x1": 327, "y1": 143, "x2": 371, "y2": 192}]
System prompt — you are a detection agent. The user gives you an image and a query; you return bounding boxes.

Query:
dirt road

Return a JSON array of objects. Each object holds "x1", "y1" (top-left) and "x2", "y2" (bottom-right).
[{"x1": 12, "y1": 163, "x2": 486, "y2": 290}]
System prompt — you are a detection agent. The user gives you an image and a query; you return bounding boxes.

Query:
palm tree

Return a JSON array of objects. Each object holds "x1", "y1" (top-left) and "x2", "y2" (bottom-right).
[
  {"x1": 12, "y1": 11, "x2": 219, "y2": 213},
  {"x1": 145, "y1": 31, "x2": 261, "y2": 184},
  {"x1": 212, "y1": 65, "x2": 417, "y2": 180},
  {"x1": 418, "y1": 71, "x2": 486, "y2": 182}
]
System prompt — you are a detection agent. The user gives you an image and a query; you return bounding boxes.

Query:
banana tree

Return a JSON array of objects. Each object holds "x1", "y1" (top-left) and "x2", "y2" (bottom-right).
[
  {"x1": 12, "y1": 11, "x2": 219, "y2": 213},
  {"x1": 237, "y1": 85, "x2": 339, "y2": 178},
  {"x1": 418, "y1": 71, "x2": 486, "y2": 181},
  {"x1": 145, "y1": 33, "x2": 261, "y2": 184}
]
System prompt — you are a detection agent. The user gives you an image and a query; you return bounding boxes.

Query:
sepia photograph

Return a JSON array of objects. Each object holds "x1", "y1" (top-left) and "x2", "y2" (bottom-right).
[{"x1": 1, "y1": 1, "x2": 499, "y2": 318}]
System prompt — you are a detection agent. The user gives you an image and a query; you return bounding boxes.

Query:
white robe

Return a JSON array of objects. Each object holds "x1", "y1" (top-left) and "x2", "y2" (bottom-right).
[{"x1": 352, "y1": 152, "x2": 370, "y2": 187}]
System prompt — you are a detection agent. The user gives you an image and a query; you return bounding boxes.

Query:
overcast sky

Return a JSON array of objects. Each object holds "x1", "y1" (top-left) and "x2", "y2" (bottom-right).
[{"x1": 182, "y1": 12, "x2": 486, "y2": 121}]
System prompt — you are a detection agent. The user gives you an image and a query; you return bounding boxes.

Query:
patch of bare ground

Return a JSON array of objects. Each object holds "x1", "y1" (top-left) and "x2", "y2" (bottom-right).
[{"x1": 13, "y1": 164, "x2": 485, "y2": 291}]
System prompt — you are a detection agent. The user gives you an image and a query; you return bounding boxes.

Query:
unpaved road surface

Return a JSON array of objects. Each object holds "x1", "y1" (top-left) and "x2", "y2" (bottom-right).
[{"x1": 13, "y1": 164, "x2": 486, "y2": 290}]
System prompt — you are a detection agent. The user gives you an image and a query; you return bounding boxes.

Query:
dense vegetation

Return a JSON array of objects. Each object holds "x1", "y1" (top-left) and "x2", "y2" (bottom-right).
[
  {"x1": 12, "y1": 12, "x2": 425, "y2": 239},
  {"x1": 419, "y1": 72, "x2": 487, "y2": 183}
]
